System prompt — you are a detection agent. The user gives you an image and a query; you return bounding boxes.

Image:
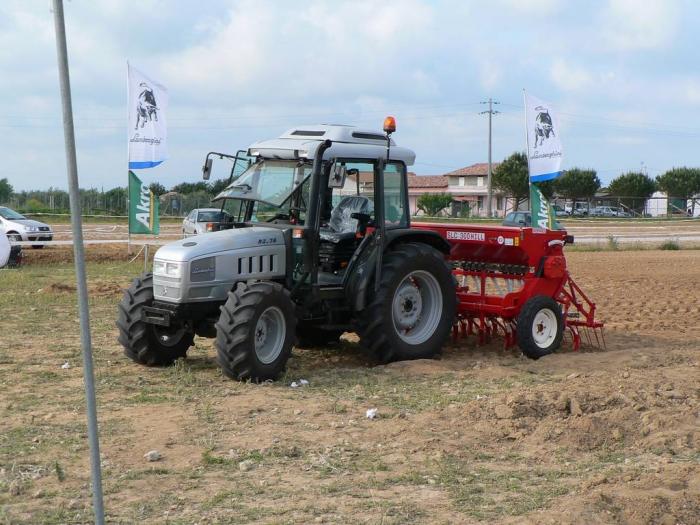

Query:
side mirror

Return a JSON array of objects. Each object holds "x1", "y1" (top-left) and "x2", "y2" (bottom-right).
[
  {"x1": 202, "y1": 158, "x2": 213, "y2": 180},
  {"x1": 329, "y1": 163, "x2": 347, "y2": 188}
]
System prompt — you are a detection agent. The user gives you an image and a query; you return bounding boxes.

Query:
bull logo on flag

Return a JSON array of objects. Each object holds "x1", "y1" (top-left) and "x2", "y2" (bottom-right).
[
  {"x1": 127, "y1": 63, "x2": 168, "y2": 169},
  {"x1": 534, "y1": 107, "x2": 555, "y2": 147},
  {"x1": 135, "y1": 82, "x2": 159, "y2": 130}
]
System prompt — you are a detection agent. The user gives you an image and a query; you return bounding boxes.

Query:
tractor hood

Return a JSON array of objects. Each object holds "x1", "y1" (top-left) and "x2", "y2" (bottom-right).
[{"x1": 155, "y1": 226, "x2": 284, "y2": 263}]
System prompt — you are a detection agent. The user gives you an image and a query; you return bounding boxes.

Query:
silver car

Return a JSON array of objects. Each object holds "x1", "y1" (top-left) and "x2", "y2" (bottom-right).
[
  {"x1": 182, "y1": 208, "x2": 231, "y2": 236},
  {"x1": 0, "y1": 206, "x2": 53, "y2": 248}
]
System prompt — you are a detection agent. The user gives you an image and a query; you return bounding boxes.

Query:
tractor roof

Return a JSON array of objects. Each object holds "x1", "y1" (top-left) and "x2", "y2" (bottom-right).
[{"x1": 247, "y1": 124, "x2": 416, "y2": 166}]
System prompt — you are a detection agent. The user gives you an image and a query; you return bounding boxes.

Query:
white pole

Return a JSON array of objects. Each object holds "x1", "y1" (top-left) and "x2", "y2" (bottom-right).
[
  {"x1": 51, "y1": 1, "x2": 105, "y2": 523},
  {"x1": 523, "y1": 89, "x2": 532, "y2": 215}
]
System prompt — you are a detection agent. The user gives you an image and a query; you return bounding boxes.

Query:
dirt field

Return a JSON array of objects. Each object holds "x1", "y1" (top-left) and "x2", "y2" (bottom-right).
[{"x1": 0, "y1": 251, "x2": 698, "y2": 524}]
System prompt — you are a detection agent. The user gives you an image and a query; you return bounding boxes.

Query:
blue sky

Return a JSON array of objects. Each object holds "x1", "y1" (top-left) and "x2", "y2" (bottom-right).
[{"x1": 1, "y1": 0, "x2": 698, "y2": 191}]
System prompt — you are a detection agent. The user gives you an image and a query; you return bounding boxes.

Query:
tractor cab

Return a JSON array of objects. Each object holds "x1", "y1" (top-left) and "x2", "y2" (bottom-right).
[{"x1": 203, "y1": 124, "x2": 421, "y2": 286}]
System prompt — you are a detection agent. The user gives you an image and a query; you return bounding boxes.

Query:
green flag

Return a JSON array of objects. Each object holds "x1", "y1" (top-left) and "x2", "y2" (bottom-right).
[
  {"x1": 128, "y1": 170, "x2": 160, "y2": 235},
  {"x1": 529, "y1": 182, "x2": 555, "y2": 230}
]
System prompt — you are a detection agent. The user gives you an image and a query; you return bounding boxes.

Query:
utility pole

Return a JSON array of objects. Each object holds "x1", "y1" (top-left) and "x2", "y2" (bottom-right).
[{"x1": 480, "y1": 98, "x2": 500, "y2": 217}]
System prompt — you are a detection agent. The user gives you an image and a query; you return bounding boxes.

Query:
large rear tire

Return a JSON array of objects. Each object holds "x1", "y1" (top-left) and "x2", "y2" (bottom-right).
[
  {"x1": 516, "y1": 295, "x2": 564, "y2": 359},
  {"x1": 215, "y1": 282, "x2": 296, "y2": 382},
  {"x1": 358, "y1": 242, "x2": 456, "y2": 363},
  {"x1": 117, "y1": 273, "x2": 194, "y2": 365}
]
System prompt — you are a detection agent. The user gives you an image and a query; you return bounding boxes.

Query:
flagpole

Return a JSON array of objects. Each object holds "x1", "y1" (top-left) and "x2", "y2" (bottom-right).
[
  {"x1": 523, "y1": 89, "x2": 533, "y2": 218},
  {"x1": 126, "y1": 61, "x2": 131, "y2": 256}
]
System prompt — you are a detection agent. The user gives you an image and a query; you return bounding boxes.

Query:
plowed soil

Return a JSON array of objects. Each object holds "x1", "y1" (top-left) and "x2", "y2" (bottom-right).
[{"x1": 0, "y1": 251, "x2": 698, "y2": 524}]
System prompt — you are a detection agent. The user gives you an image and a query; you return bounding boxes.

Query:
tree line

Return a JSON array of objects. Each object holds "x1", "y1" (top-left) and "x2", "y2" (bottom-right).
[
  {"x1": 492, "y1": 152, "x2": 700, "y2": 213},
  {"x1": 417, "y1": 152, "x2": 700, "y2": 216},
  {"x1": 0, "y1": 178, "x2": 231, "y2": 215}
]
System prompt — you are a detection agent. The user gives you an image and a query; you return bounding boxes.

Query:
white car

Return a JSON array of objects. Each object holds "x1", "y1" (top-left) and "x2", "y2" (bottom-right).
[
  {"x1": 0, "y1": 206, "x2": 53, "y2": 248},
  {"x1": 182, "y1": 208, "x2": 231, "y2": 236}
]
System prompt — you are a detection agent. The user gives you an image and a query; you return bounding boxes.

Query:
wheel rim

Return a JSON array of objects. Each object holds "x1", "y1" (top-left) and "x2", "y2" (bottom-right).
[
  {"x1": 254, "y1": 306, "x2": 286, "y2": 364},
  {"x1": 531, "y1": 308, "x2": 557, "y2": 348},
  {"x1": 391, "y1": 270, "x2": 443, "y2": 345},
  {"x1": 152, "y1": 325, "x2": 187, "y2": 348}
]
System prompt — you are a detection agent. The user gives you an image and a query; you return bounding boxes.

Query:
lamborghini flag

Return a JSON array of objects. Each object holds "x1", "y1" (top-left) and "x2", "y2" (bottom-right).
[
  {"x1": 128, "y1": 170, "x2": 159, "y2": 235},
  {"x1": 524, "y1": 92, "x2": 563, "y2": 229}
]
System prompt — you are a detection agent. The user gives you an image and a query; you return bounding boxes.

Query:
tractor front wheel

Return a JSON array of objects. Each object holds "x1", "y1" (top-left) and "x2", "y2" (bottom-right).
[
  {"x1": 516, "y1": 295, "x2": 564, "y2": 359},
  {"x1": 359, "y1": 242, "x2": 456, "y2": 363},
  {"x1": 117, "y1": 273, "x2": 194, "y2": 365},
  {"x1": 215, "y1": 282, "x2": 296, "y2": 382}
]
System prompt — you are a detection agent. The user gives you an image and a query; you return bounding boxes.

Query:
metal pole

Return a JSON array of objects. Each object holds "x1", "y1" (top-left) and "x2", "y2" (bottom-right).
[
  {"x1": 480, "y1": 99, "x2": 499, "y2": 218},
  {"x1": 51, "y1": 2, "x2": 105, "y2": 523},
  {"x1": 487, "y1": 98, "x2": 493, "y2": 218}
]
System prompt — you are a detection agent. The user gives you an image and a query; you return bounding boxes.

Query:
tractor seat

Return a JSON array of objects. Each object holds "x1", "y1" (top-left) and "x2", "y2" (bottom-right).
[{"x1": 320, "y1": 196, "x2": 372, "y2": 243}]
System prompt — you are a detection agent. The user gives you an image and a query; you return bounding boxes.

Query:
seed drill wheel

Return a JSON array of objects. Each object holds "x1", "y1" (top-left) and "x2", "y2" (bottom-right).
[
  {"x1": 359, "y1": 242, "x2": 456, "y2": 363},
  {"x1": 117, "y1": 273, "x2": 194, "y2": 365},
  {"x1": 516, "y1": 295, "x2": 564, "y2": 359},
  {"x1": 215, "y1": 281, "x2": 296, "y2": 382}
]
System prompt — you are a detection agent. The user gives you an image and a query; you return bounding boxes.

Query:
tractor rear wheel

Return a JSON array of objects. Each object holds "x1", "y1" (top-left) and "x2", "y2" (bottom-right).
[
  {"x1": 215, "y1": 281, "x2": 296, "y2": 382},
  {"x1": 117, "y1": 273, "x2": 194, "y2": 365},
  {"x1": 359, "y1": 242, "x2": 456, "y2": 363},
  {"x1": 516, "y1": 295, "x2": 564, "y2": 359}
]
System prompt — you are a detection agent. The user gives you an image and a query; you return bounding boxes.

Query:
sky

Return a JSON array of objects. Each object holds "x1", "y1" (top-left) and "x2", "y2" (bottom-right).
[{"x1": 1, "y1": 0, "x2": 699, "y2": 191}]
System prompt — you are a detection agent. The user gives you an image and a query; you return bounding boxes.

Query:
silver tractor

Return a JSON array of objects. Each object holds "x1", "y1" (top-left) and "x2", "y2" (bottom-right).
[{"x1": 117, "y1": 121, "x2": 456, "y2": 381}]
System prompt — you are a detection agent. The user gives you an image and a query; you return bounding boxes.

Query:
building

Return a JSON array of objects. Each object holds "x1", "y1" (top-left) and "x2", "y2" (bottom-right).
[{"x1": 408, "y1": 163, "x2": 509, "y2": 217}]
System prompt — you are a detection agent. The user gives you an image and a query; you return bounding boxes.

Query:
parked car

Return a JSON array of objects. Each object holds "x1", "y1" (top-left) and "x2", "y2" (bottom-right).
[
  {"x1": 553, "y1": 205, "x2": 569, "y2": 217},
  {"x1": 0, "y1": 206, "x2": 53, "y2": 248},
  {"x1": 590, "y1": 206, "x2": 630, "y2": 218},
  {"x1": 502, "y1": 211, "x2": 531, "y2": 227},
  {"x1": 503, "y1": 210, "x2": 564, "y2": 229},
  {"x1": 182, "y1": 208, "x2": 231, "y2": 236},
  {"x1": 564, "y1": 201, "x2": 591, "y2": 216}
]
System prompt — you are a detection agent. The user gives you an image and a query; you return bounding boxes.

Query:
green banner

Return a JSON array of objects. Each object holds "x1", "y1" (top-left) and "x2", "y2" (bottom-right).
[
  {"x1": 128, "y1": 170, "x2": 159, "y2": 235},
  {"x1": 529, "y1": 182, "x2": 555, "y2": 229}
]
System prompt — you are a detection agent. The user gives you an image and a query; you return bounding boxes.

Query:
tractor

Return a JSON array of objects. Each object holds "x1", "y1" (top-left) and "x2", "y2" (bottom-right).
[{"x1": 117, "y1": 118, "x2": 458, "y2": 381}]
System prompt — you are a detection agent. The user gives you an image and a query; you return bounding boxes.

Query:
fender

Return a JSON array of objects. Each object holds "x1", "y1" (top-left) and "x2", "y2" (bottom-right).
[{"x1": 345, "y1": 228, "x2": 451, "y2": 312}]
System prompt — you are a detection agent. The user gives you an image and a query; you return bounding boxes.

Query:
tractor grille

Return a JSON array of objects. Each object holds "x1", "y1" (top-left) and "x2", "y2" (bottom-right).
[{"x1": 237, "y1": 254, "x2": 278, "y2": 276}]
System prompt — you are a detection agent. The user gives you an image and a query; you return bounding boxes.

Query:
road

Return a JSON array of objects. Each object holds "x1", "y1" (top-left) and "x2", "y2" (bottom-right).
[{"x1": 21, "y1": 218, "x2": 700, "y2": 247}]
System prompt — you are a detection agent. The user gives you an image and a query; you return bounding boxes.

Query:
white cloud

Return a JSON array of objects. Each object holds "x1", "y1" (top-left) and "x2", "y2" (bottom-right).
[
  {"x1": 549, "y1": 59, "x2": 594, "y2": 92},
  {"x1": 160, "y1": 0, "x2": 437, "y2": 102},
  {"x1": 600, "y1": 0, "x2": 680, "y2": 51},
  {"x1": 495, "y1": 0, "x2": 562, "y2": 13}
]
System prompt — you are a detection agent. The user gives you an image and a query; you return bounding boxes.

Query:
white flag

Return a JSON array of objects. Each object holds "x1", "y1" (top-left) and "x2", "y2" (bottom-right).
[
  {"x1": 525, "y1": 93, "x2": 563, "y2": 182},
  {"x1": 128, "y1": 63, "x2": 168, "y2": 169}
]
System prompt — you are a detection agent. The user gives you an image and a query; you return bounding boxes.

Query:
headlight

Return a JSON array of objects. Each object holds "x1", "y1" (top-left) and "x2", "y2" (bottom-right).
[
  {"x1": 153, "y1": 259, "x2": 182, "y2": 278},
  {"x1": 25, "y1": 226, "x2": 38, "y2": 232}
]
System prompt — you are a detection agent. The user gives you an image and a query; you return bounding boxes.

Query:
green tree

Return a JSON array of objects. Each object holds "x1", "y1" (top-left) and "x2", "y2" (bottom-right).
[
  {"x1": 0, "y1": 178, "x2": 13, "y2": 204},
  {"x1": 416, "y1": 193, "x2": 453, "y2": 216},
  {"x1": 657, "y1": 167, "x2": 700, "y2": 215},
  {"x1": 171, "y1": 181, "x2": 211, "y2": 194},
  {"x1": 607, "y1": 172, "x2": 656, "y2": 213},
  {"x1": 553, "y1": 168, "x2": 601, "y2": 201},
  {"x1": 149, "y1": 182, "x2": 166, "y2": 196},
  {"x1": 656, "y1": 168, "x2": 700, "y2": 198},
  {"x1": 492, "y1": 152, "x2": 529, "y2": 209},
  {"x1": 209, "y1": 178, "x2": 230, "y2": 196}
]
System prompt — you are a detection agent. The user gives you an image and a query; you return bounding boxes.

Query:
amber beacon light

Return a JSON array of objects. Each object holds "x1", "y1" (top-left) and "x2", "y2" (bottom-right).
[{"x1": 383, "y1": 116, "x2": 396, "y2": 134}]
